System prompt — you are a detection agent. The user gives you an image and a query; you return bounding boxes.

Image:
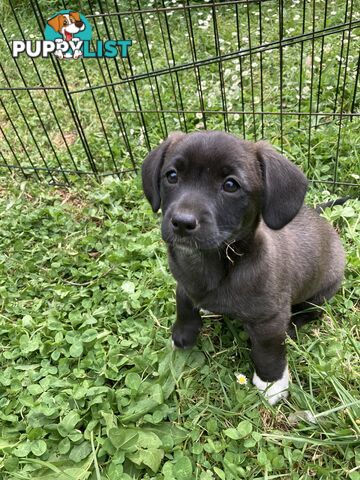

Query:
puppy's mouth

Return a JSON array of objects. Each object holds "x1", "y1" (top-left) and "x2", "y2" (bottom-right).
[
  {"x1": 65, "y1": 31, "x2": 73, "y2": 41},
  {"x1": 163, "y1": 231, "x2": 228, "y2": 251},
  {"x1": 171, "y1": 239, "x2": 198, "y2": 252}
]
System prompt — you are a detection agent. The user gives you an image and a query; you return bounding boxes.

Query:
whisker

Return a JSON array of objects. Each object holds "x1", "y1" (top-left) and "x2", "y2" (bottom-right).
[{"x1": 225, "y1": 240, "x2": 244, "y2": 264}]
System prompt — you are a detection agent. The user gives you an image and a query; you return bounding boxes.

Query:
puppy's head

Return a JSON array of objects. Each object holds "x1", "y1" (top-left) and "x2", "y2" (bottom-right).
[
  {"x1": 48, "y1": 12, "x2": 85, "y2": 38},
  {"x1": 142, "y1": 131, "x2": 307, "y2": 250}
]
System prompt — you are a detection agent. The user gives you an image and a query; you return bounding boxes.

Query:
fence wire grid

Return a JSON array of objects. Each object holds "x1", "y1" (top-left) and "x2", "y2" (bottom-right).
[{"x1": 0, "y1": 0, "x2": 359, "y2": 190}]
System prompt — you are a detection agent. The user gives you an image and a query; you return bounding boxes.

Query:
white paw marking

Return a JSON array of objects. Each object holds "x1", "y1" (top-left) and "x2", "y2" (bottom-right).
[
  {"x1": 252, "y1": 365, "x2": 289, "y2": 405},
  {"x1": 171, "y1": 340, "x2": 177, "y2": 350},
  {"x1": 73, "y1": 50, "x2": 82, "y2": 59}
]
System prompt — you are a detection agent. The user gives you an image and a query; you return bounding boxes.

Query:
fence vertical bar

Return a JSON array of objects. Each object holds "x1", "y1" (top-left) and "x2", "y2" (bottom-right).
[
  {"x1": 333, "y1": 0, "x2": 354, "y2": 190},
  {"x1": 297, "y1": 0, "x2": 307, "y2": 129},
  {"x1": 278, "y1": 0, "x2": 284, "y2": 152},
  {"x1": 315, "y1": 0, "x2": 329, "y2": 127},
  {"x1": 307, "y1": 0, "x2": 316, "y2": 168},
  {"x1": 235, "y1": 2, "x2": 246, "y2": 138},
  {"x1": 184, "y1": 0, "x2": 207, "y2": 130},
  {"x1": 212, "y1": 1, "x2": 229, "y2": 131}
]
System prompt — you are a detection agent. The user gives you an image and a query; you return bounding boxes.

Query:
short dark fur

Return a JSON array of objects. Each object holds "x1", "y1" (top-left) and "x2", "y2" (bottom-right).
[{"x1": 142, "y1": 131, "x2": 345, "y2": 384}]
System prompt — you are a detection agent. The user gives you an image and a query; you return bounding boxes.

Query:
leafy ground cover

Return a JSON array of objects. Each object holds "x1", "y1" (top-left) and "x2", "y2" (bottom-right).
[{"x1": 0, "y1": 175, "x2": 358, "y2": 479}]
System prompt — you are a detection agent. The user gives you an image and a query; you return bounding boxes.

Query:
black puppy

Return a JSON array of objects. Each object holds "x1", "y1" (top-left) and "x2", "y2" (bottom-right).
[{"x1": 142, "y1": 131, "x2": 345, "y2": 404}]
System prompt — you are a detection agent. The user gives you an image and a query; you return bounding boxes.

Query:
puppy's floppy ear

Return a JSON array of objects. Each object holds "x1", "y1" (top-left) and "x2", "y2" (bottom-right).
[
  {"x1": 256, "y1": 141, "x2": 308, "y2": 229},
  {"x1": 70, "y1": 12, "x2": 81, "y2": 22},
  {"x1": 47, "y1": 15, "x2": 63, "y2": 32},
  {"x1": 142, "y1": 132, "x2": 185, "y2": 212}
]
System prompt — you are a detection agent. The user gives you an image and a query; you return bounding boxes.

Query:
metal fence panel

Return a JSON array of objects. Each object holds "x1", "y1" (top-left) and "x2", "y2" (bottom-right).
[{"x1": 0, "y1": 0, "x2": 359, "y2": 189}]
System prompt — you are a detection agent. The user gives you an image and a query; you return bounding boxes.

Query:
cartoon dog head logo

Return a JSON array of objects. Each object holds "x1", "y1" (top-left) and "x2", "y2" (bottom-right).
[
  {"x1": 12, "y1": 10, "x2": 131, "y2": 60},
  {"x1": 44, "y1": 10, "x2": 92, "y2": 59}
]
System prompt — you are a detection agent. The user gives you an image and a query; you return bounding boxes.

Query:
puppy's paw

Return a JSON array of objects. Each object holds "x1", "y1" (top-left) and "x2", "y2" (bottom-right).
[
  {"x1": 252, "y1": 365, "x2": 289, "y2": 405},
  {"x1": 172, "y1": 324, "x2": 199, "y2": 349},
  {"x1": 73, "y1": 50, "x2": 83, "y2": 59}
]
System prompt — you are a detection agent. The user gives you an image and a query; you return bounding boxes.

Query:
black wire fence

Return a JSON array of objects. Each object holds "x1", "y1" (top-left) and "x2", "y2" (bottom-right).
[{"x1": 0, "y1": 0, "x2": 359, "y2": 189}]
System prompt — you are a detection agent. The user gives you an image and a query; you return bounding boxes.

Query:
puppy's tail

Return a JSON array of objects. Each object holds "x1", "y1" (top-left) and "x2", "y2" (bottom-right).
[{"x1": 315, "y1": 196, "x2": 351, "y2": 213}]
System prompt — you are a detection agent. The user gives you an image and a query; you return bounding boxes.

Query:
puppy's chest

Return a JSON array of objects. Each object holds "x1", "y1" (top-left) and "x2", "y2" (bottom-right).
[
  {"x1": 168, "y1": 248, "x2": 225, "y2": 296},
  {"x1": 168, "y1": 249, "x2": 260, "y2": 318}
]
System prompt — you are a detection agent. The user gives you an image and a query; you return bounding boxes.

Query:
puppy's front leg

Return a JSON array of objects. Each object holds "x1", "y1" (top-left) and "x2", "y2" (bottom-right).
[
  {"x1": 244, "y1": 319, "x2": 289, "y2": 405},
  {"x1": 172, "y1": 285, "x2": 202, "y2": 349}
]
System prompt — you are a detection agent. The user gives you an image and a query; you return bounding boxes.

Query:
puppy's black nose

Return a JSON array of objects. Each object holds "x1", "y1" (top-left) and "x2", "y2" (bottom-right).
[
  {"x1": 171, "y1": 213, "x2": 197, "y2": 235},
  {"x1": 75, "y1": 21, "x2": 84, "y2": 28}
]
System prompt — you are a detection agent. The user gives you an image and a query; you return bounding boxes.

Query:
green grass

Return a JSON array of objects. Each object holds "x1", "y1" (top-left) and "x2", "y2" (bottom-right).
[
  {"x1": 0, "y1": 0, "x2": 359, "y2": 478},
  {"x1": 0, "y1": 176, "x2": 359, "y2": 480}
]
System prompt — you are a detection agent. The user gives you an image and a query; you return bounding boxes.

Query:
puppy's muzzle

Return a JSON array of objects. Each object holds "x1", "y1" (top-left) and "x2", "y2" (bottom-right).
[{"x1": 171, "y1": 212, "x2": 198, "y2": 237}]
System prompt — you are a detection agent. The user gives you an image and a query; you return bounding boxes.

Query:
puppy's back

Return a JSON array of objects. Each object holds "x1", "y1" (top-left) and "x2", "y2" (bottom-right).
[{"x1": 265, "y1": 206, "x2": 345, "y2": 305}]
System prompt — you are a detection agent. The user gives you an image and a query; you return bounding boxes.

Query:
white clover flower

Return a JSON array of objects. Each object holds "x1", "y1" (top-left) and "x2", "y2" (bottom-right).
[{"x1": 235, "y1": 373, "x2": 247, "y2": 385}]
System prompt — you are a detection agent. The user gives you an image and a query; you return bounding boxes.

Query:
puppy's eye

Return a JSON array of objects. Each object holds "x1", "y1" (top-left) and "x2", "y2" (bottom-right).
[
  {"x1": 223, "y1": 178, "x2": 240, "y2": 193},
  {"x1": 166, "y1": 170, "x2": 178, "y2": 184},
  {"x1": 63, "y1": 20, "x2": 68, "y2": 25}
]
